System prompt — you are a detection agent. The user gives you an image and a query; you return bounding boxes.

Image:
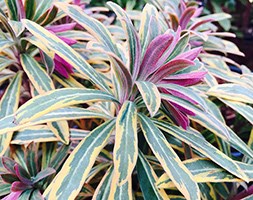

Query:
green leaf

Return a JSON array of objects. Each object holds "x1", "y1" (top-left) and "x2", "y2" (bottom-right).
[
  {"x1": 18, "y1": 189, "x2": 33, "y2": 200},
  {"x1": 221, "y1": 99, "x2": 253, "y2": 125},
  {"x1": 45, "y1": 120, "x2": 115, "y2": 200},
  {"x1": 42, "y1": 142, "x2": 57, "y2": 170},
  {"x1": 161, "y1": 93, "x2": 230, "y2": 139},
  {"x1": 20, "y1": 53, "x2": 70, "y2": 144},
  {"x1": 0, "y1": 72, "x2": 22, "y2": 155},
  {"x1": 12, "y1": 126, "x2": 89, "y2": 144},
  {"x1": 157, "y1": 158, "x2": 244, "y2": 188},
  {"x1": 138, "y1": 114, "x2": 200, "y2": 200},
  {"x1": 153, "y1": 119, "x2": 249, "y2": 181},
  {"x1": 33, "y1": 0, "x2": 53, "y2": 21},
  {"x1": 15, "y1": 88, "x2": 117, "y2": 124},
  {"x1": 107, "y1": 1, "x2": 141, "y2": 80},
  {"x1": 0, "y1": 38, "x2": 15, "y2": 52},
  {"x1": 113, "y1": 101, "x2": 137, "y2": 185},
  {"x1": 136, "y1": 81, "x2": 161, "y2": 117},
  {"x1": 54, "y1": 2, "x2": 120, "y2": 57},
  {"x1": 33, "y1": 168, "x2": 55, "y2": 183},
  {"x1": 93, "y1": 166, "x2": 113, "y2": 200},
  {"x1": 137, "y1": 151, "x2": 167, "y2": 200},
  {"x1": 208, "y1": 84, "x2": 253, "y2": 104},
  {"x1": 4, "y1": 0, "x2": 18, "y2": 20},
  {"x1": 108, "y1": 174, "x2": 133, "y2": 200},
  {"x1": 20, "y1": 54, "x2": 54, "y2": 94},
  {"x1": 24, "y1": 0, "x2": 36, "y2": 19},
  {"x1": 0, "y1": 89, "x2": 118, "y2": 135},
  {"x1": 139, "y1": 3, "x2": 159, "y2": 56},
  {"x1": 22, "y1": 19, "x2": 111, "y2": 93},
  {"x1": 47, "y1": 121, "x2": 69, "y2": 145}
]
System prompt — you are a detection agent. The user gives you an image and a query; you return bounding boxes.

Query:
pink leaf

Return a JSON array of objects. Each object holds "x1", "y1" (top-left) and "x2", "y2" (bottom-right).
[
  {"x1": 2, "y1": 191, "x2": 22, "y2": 200},
  {"x1": 11, "y1": 181, "x2": 31, "y2": 192},
  {"x1": 139, "y1": 34, "x2": 174, "y2": 79},
  {"x1": 46, "y1": 23, "x2": 77, "y2": 33},
  {"x1": 175, "y1": 47, "x2": 202, "y2": 60},
  {"x1": 160, "y1": 71, "x2": 207, "y2": 86},
  {"x1": 179, "y1": 7, "x2": 196, "y2": 29},
  {"x1": 149, "y1": 59, "x2": 194, "y2": 83}
]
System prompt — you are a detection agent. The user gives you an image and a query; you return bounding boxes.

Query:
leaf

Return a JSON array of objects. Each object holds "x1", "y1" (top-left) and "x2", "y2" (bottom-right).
[
  {"x1": 0, "y1": 38, "x2": 15, "y2": 52},
  {"x1": 221, "y1": 99, "x2": 253, "y2": 124},
  {"x1": 20, "y1": 54, "x2": 54, "y2": 94},
  {"x1": 158, "y1": 83, "x2": 207, "y2": 110},
  {"x1": 20, "y1": 53, "x2": 70, "y2": 144},
  {"x1": 166, "y1": 33, "x2": 189, "y2": 61},
  {"x1": 157, "y1": 158, "x2": 243, "y2": 188},
  {"x1": 150, "y1": 59, "x2": 194, "y2": 83},
  {"x1": 54, "y1": 2, "x2": 120, "y2": 57},
  {"x1": 138, "y1": 114, "x2": 200, "y2": 200},
  {"x1": 139, "y1": 4, "x2": 159, "y2": 56},
  {"x1": 0, "y1": 73, "x2": 22, "y2": 156},
  {"x1": 161, "y1": 93, "x2": 230, "y2": 139},
  {"x1": 24, "y1": 0, "x2": 36, "y2": 19},
  {"x1": 179, "y1": 7, "x2": 196, "y2": 29},
  {"x1": 22, "y1": 19, "x2": 111, "y2": 93},
  {"x1": 45, "y1": 120, "x2": 115, "y2": 200},
  {"x1": 113, "y1": 101, "x2": 137, "y2": 185},
  {"x1": 136, "y1": 81, "x2": 161, "y2": 117},
  {"x1": 108, "y1": 172, "x2": 133, "y2": 200},
  {"x1": 208, "y1": 84, "x2": 253, "y2": 104},
  {"x1": 139, "y1": 34, "x2": 174, "y2": 79},
  {"x1": 15, "y1": 88, "x2": 118, "y2": 125},
  {"x1": 32, "y1": 168, "x2": 55, "y2": 183},
  {"x1": 5, "y1": 0, "x2": 18, "y2": 20},
  {"x1": 137, "y1": 151, "x2": 167, "y2": 200},
  {"x1": 0, "y1": 89, "x2": 117, "y2": 135},
  {"x1": 12, "y1": 126, "x2": 89, "y2": 144},
  {"x1": 47, "y1": 121, "x2": 70, "y2": 145},
  {"x1": 33, "y1": 0, "x2": 53, "y2": 21},
  {"x1": 49, "y1": 144, "x2": 70, "y2": 171},
  {"x1": 25, "y1": 143, "x2": 38, "y2": 177},
  {"x1": 41, "y1": 142, "x2": 57, "y2": 170},
  {"x1": 153, "y1": 119, "x2": 249, "y2": 181},
  {"x1": 18, "y1": 189, "x2": 33, "y2": 200},
  {"x1": 92, "y1": 166, "x2": 113, "y2": 200},
  {"x1": 107, "y1": 1, "x2": 141, "y2": 81}
]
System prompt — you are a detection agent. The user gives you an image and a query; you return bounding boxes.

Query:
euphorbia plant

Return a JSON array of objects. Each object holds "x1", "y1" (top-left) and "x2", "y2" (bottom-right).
[{"x1": 0, "y1": 0, "x2": 253, "y2": 200}]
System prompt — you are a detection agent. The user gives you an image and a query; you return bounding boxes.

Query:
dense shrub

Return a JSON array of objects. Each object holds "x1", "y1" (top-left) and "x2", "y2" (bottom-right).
[{"x1": 0, "y1": 0, "x2": 252, "y2": 199}]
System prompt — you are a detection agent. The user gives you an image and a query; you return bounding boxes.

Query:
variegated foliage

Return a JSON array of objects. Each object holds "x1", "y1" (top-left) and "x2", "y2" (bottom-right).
[{"x1": 0, "y1": 0, "x2": 252, "y2": 200}]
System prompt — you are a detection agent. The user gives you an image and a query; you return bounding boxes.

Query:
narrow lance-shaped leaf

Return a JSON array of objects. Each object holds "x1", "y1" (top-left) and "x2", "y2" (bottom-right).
[
  {"x1": 108, "y1": 172, "x2": 133, "y2": 200},
  {"x1": 22, "y1": 19, "x2": 111, "y2": 93},
  {"x1": 113, "y1": 101, "x2": 138, "y2": 185},
  {"x1": 157, "y1": 158, "x2": 243, "y2": 189},
  {"x1": 137, "y1": 151, "x2": 167, "y2": 200},
  {"x1": 161, "y1": 93, "x2": 230, "y2": 139},
  {"x1": 0, "y1": 72, "x2": 22, "y2": 155},
  {"x1": 136, "y1": 81, "x2": 161, "y2": 117},
  {"x1": 20, "y1": 54, "x2": 54, "y2": 93},
  {"x1": 54, "y1": 2, "x2": 120, "y2": 57},
  {"x1": 20, "y1": 53, "x2": 70, "y2": 144},
  {"x1": 138, "y1": 114, "x2": 200, "y2": 200},
  {"x1": 139, "y1": 4, "x2": 159, "y2": 56},
  {"x1": 153, "y1": 119, "x2": 249, "y2": 182},
  {"x1": 208, "y1": 84, "x2": 253, "y2": 104},
  {"x1": 107, "y1": 2, "x2": 141, "y2": 81},
  {"x1": 92, "y1": 166, "x2": 113, "y2": 200},
  {"x1": 45, "y1": 120, "x2": 115, "y2": 200},
  {"x1": 14, "y1": 88, "x2": 118, "y2": 125}
]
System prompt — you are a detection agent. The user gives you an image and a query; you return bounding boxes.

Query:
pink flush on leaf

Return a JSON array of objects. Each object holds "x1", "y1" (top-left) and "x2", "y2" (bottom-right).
[{"x1": 46, "y1": 24, "x2": 77, "y2": 78}]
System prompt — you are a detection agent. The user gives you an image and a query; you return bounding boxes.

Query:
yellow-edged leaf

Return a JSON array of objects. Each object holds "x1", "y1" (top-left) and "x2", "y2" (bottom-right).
[
  {"x1": 138, "y1": 114, "x2": 200, "y2": 200},
  {"x1": 113, "y1": 101, "x2": 138, "y2": 185},
  {"x1": 45, "y1": 120, "x2": 115, "y2": 200}
]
